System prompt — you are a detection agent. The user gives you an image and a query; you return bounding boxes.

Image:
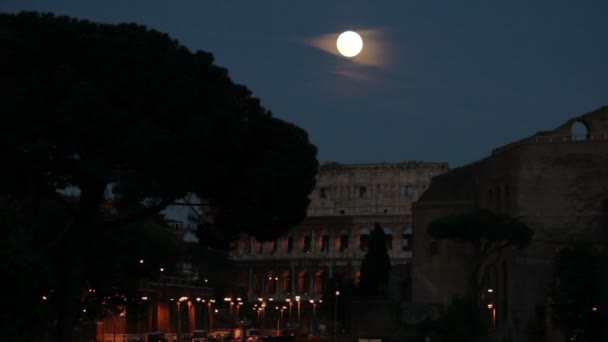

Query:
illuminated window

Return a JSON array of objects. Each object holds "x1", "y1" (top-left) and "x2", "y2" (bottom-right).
[{"x1": 287, "y1": 237, "x2": 293, "y2": 253}]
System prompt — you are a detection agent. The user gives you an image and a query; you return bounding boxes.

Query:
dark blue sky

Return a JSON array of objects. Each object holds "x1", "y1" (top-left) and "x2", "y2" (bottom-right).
[{"x1": 2, "y1": 1, "x2": 607, "y2": 167}]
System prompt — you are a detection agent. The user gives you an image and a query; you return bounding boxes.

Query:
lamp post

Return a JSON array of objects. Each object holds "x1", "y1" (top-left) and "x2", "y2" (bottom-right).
[
  {"x1": 309, "y1": 299, "x2": 317, "y2": 335},
  {"x1": 286, "y1": 298, "x2": 293, "y2": 323},
  {"x1": 104, "y1": 309, "x2": 116, "y2": 342},
  {"x1": 334, "y1": 291, "x2": 340, "y2": 342},
  {"x1": 177, "y1": 297, "x2": 188, "y2": 342},
  {"x1": 295, "y1": 296, "x2": 301, "y2": 322},
  {"x1": 237, "y1": 302, "x2": 243, "y2": 320},
  {"x1": 208, "y1": 299, "x2": 216, "y2": 332}
]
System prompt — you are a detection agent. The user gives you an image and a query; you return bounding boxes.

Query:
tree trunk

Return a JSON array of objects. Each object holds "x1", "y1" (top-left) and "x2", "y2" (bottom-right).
[
  {"x1": 52, "y1": 251, "x2": 85, "y2": 342},
  {"x1": 52, "y1": 181, "x2": 105, "y2": 342}
]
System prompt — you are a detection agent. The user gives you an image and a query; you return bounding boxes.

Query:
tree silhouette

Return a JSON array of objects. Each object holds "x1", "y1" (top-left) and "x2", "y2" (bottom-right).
[
  {"x1": 358, "y1": 223, "x2": 391, "y2": 296},
  {"x1": 549, "y1": 243, "x2": 601, "y2": 341},
  {"x1": 0, "y1": 12, "x2": 318, "y2": 342}
]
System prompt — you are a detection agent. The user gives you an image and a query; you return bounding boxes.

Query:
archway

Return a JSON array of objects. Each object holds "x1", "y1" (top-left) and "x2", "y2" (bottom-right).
[{"x1": 571, "y1": 121, "x2": 589, "y2": 141}]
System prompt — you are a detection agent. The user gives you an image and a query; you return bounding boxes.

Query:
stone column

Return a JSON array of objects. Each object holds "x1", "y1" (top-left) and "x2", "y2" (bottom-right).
[
  {"x1": 309, "y1": 267, "x2": 315, "y2": 295},
  {"x1": 291, "y1": 264, "x2": 296, "y2": 294},
  {"x1": 349, "y1": 226, "x2": 358, "y2": 254}
]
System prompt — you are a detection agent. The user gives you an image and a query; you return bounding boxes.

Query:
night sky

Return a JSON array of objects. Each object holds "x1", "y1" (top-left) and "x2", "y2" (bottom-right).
[{"x1": 2, "y1": 1, "x2": 607, "y2": 168}]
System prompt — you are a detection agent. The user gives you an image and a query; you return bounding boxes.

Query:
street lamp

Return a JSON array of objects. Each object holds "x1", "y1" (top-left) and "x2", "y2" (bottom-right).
[
  {"x1": 237, "y1": 302, "x2": 243, "y2": 320},
  {"x1": 208, "y1": 299, "x2": 216, "y2": 332},
  {"x1": 334, "y1": 291, "x2": 340, "y2": 342},
  {"x1": 295, "y1": 296, "x2": 301, "y2": 322},
  {"x1": 177, "y1": 297, "x2": 188, "y2": 342},
  {"x1": 225, "y1": 297, "x2": 233, "y2": 317},
  {"x1": 486, "y1": 289, "x2": 495, "y2": 329},
  {"x1": 104, "y1": 309, "x2": 116, "y2": 342},
  {"x1": 286, "y1": 298, "x2": 293, "y2": 323},
  {"x1": 309, "y1": 299, "x2": 317, "y2": 335}
]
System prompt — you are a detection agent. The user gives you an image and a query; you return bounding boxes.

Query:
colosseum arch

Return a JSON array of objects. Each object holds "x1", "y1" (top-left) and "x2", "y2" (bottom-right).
[
  {"x1": 384, "y1": 227, "x2": 393, "y2": 250},
  {"x1": 359, "y1": 227, "x2": 371, "y2": 252},
  {"x1": 337, "y1": 228, "x2": 350, "y2": 252},
  {"x1": 571, "y1": 120, "x2": 590, "y2": 141}
]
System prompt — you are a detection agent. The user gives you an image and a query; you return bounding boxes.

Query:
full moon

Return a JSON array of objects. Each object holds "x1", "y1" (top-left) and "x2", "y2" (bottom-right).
[{"x1": 336, "y1": 31, "x2": 363, "y2": 57}]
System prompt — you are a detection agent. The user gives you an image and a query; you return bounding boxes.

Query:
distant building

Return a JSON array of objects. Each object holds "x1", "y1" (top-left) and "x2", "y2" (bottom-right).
[
  {"x1": 229, "y1": 161, "x2": 449, "y2": 303},
  {"x1": 412, "y1": 106, "x2": 608, "y2": 341},
  {"x1": 95, "y1": 218, "x2": 212, "y2": 342}
]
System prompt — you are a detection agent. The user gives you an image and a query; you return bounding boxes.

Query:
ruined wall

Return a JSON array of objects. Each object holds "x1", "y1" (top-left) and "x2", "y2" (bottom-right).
[{"x1": 411, "y1": 106, "x2": 608, "y2": 341}]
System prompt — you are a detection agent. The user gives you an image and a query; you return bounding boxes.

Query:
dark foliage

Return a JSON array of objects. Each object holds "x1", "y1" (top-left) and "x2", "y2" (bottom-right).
[
  {"x1": 549, "y1": 243, "x2": 601, "y2": 340},
  {"x1": 0, "y1": 12, "x2": 317, "y2": 341}
]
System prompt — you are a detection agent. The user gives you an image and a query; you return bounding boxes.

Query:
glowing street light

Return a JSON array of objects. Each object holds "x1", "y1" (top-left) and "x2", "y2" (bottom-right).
[
  {"x1": 104, "y1": 309, "x2": 117, "y2": 342},
  {"x1": 309, "y1": 299, "x2": 318, "y2": 335},
  {"x1": 334, "y1": 291, "x2": 340, "y2": 342},
  {"x1": 177, "y1": 297, "x2": 188, "y2": 342},
  {"x1": 208, "y1": 299, "x2": 216, "y2": 332},
  {"x1": 237, "y1": 302, "x2": 243, "y2": 319},
  {"x1": 286, "y1": 298, "x2": 293, "y2": 323},
  {"x1": 295, "y1": 296, "x2": 301, "y2": 321}
]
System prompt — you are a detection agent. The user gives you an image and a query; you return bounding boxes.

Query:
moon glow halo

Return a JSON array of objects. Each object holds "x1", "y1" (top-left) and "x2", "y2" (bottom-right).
[{"x1": 336, "y1": 31, "x2": 363, "y2": 57}]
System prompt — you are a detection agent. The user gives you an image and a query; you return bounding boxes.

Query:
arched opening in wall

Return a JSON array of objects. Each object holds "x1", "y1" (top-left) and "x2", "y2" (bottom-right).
[
  {"x1": 321, "y1": 234, "x2": 330, "y2": 253},
  {"x1": 359, "y1": 228, "x2": 370, "y2": 252},
  {"x1": 281, "y1": 270, "x2": 291, "y2": 294},
  {"x1": 267, "y1": 272, "x2": 279, "y2": 294},
  {"x1": 314, "y1": 269, "x2": 327, "y2": 294},
  {"x1": 317, "y1": 228, "x2": 329, "y2": 253},
  {"x1": 338, "y1": 229, "x2": 349, "y2": 252},
  {"x1": 253, "y1": 273, "x2": 262, "y2": 295},
  {"x1": 571, "y1": 121, "x2": 589, "y2": 141},
  {"x1": 298, "y1": 270, "x2": 309, "y2": 294},
  {"x1": 402, "y1": 227, "x2": 413, "y2": 251},
  {"x1": 270, "y1": 240, "x2": 278, "y2": 254},
  {"x1": 384, "y1": 227, "x2": 393, "y2": 250},
  {"x1": 287, "y1": 236, "x2": 293, "y2": 253},
  {"x1": 303, "y1": 231, "x2": 311, "y2": 253}
]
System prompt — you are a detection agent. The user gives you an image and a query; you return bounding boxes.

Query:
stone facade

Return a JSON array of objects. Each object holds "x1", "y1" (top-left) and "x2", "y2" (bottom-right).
[
  {"x1": 229, "y1": 161, "x2": 449, "y2": 303},
  {"x1": 412, "y1": 106, "x2": 608, "y2": 341}
]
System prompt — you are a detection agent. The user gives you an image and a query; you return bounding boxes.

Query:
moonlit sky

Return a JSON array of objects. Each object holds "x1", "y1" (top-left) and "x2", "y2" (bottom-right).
[{"x1": 2, "y1": 1, "x2": 607, "y2": 168}]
